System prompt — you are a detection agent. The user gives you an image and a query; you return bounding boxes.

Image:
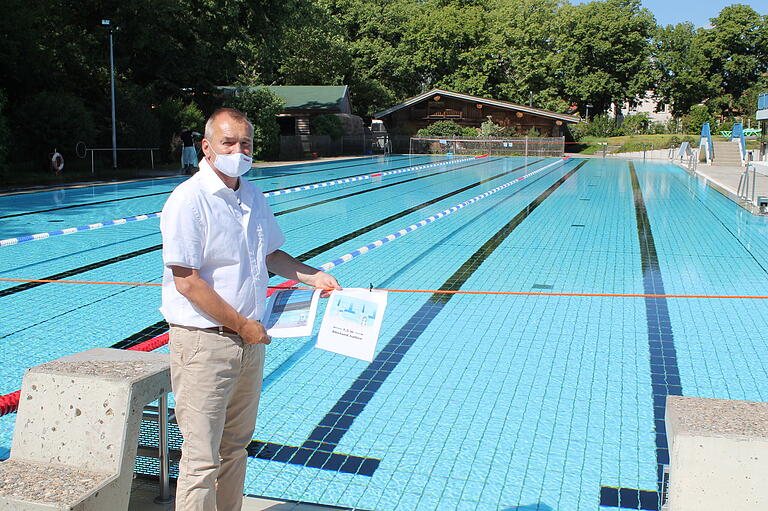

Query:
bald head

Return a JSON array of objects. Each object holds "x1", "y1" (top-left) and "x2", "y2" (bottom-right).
[
  {"x1": 201, "y1": 108, "x2": 255, "y2": 183},
  {"x1": 204, "y1": 108, "x2": 253, "y2": 141}
]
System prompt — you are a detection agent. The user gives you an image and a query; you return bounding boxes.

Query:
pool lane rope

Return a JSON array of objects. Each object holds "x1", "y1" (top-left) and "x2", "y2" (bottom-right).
[
  {"x1": 0, "y1": 156, "x2": 566, "y2": 415},
  {"x1": 0, "y1": 155, "x2": 486, "y2": 247},
  {"x1": 318, "y1": 157, "x2": 567, "y2": 271}
]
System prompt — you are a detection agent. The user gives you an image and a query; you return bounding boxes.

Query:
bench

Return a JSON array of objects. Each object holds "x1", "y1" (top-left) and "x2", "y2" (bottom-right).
[
  {"x1": 665, "y1": 395, "x2": 768, "y2": 510},
  {"x1": 0, "y1": 348, "x2": 170, "y2": 510}
]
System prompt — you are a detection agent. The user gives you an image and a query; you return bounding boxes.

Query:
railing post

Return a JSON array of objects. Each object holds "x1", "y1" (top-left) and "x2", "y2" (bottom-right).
[
  {"x1": 153, "y1": 393, "x2": 174, "y2": 504},
  {"x1": 150, "y1": 149, "x2": 155, "y2": 170},
  {"x1": 91, "y1": 150, "x2": 95, "y2": 175}
]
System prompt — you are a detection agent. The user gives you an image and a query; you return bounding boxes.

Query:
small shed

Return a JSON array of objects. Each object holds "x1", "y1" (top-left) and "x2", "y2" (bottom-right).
[{"x1": 374, "y1": 88, "x2": 580, "y2": 137}]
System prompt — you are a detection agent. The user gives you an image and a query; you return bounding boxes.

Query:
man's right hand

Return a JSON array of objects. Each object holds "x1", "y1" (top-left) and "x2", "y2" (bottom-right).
[{"x1": 237, "y1": 318, "x2": 271, "y2": 345}]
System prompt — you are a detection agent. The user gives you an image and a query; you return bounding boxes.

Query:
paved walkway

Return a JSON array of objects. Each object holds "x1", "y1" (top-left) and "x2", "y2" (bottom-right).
[
  {"x1": 0, "y1": 156, "x2": 364, "y2": 196},
  {"x1": 684, "y1": 161, "x2": 768, "y2": 215},
  {"x1": 129, "y1": 477, "x2": 351, "y2": 511}
]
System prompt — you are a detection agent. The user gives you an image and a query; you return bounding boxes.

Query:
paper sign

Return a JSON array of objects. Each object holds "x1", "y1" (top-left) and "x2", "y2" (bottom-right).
[
  {"x1": 262, "y1": 288, "x2": 320, "y2": 338},
  {"x1": 316, "y1": 289, "x2": 388, "y2": 362}
]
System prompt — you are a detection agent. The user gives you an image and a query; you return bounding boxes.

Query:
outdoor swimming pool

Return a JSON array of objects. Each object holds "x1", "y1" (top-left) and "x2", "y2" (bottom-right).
[{"x1": 2, "y1": 155, "x2": 768, "y2": 510}]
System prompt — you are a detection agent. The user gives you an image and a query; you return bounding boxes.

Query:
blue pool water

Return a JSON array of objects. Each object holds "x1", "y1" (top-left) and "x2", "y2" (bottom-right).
[{"x1": 2, "y1": 155, "x2": 768, "y2": 510}]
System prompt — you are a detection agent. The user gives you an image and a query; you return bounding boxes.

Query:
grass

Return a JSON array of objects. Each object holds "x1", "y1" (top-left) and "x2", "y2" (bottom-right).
[{"x1": 572, "y1": 134, "x2": 699, "y2": 154}]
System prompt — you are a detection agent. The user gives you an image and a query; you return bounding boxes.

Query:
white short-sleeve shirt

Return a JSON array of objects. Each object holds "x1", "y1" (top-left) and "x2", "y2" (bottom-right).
[{"x1": 159, "y1": 159, "x2": 285, "y2": 328}]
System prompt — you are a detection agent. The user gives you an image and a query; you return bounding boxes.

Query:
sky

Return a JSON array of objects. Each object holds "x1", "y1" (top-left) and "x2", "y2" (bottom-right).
[{"x1": 570, "y1": 1, "x2": 768, "y2": 27}]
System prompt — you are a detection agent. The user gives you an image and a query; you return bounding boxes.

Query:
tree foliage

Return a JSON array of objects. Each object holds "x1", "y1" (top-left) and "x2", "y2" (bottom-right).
[
  {"x1": 0, "y1": 91, "x2": 8, "y2": 169},
  {"x1": 1, "y1": 0, "x2": 767, "y2": 171},
  {"x1": 224, "y1": 89, "x2": 285, "y2": 159},
  {"x1": 557, "y1": 0, "x2": 657, "y2": 115}
]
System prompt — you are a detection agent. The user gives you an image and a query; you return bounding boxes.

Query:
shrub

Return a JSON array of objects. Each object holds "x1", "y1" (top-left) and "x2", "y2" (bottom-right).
[
  {"x1": 568, "y1": 121, "x2": 590, "y2": 141},
  {"x1": 311, "y1": 114, "x2": 344, "y2": 140},
  {"x1": 478, "y1": 116, "x2": 504, "y2": 138},
  {"x1": 620, "y1": 113, "x2": 651, "y2": 135},
  {"x1": 682, "y1": 104, "x2": 713, "y2": 135},
  {"x1": 716, "y1": 118, "x2": 735, "y2": 134},
  {"x1": 417, "y1": 120, "x2": 475, "y2": 137},
  {"x1": 587, "y1": 114, "x2": 619, "y2": 137},
  {"x1": 666, "y1": 117, "x2": 683, "y2": 134},
  {"x1": 651, "y1": 122, "x2": 667, "y2": 134},
  {"x1": 225, "y1": 88, "x2": 285, "y2": 159}
]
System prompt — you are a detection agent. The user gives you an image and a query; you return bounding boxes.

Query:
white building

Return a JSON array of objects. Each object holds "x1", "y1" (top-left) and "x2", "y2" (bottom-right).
[{"x1": 611, "y1": 90, "x2": 673, "y2": 123}]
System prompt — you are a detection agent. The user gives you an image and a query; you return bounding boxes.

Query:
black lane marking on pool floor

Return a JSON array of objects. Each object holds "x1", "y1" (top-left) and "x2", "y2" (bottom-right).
[
  {"x1": 0, "y1": 157, "x2": 533, "y2": 298},
  {"x1": 110, "y1": 159, "x2": 552, "y2": 350},
  {"x1": 0, "y1": 156, "x2": 415, "y2": 220},
  {"x1": 0, "y1": 244, "x2": 163, "y2": 298},
  {"x1": 599, "y1": 161, "x2": 682, "y2": 510},
  {"x1": 294, "y1": 158, "x2": 543, "y2": 261},
  {"x1": 247, "y1": 160, "x2": 586, "y2": 475}
]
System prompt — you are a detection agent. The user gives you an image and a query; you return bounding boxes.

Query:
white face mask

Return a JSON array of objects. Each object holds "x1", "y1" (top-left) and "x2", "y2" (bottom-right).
[{"x1": 210, "y1": 149, "x2": 252, "y2": 177}]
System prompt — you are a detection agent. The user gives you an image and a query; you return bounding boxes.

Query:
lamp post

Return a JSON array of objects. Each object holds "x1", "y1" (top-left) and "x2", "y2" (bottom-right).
[
  {"x1": 102, "y1": 19, "x2": 117, "y2": 169},
  {"x1": 585, "y1": 104, "x2": 593, "y2": 122}
]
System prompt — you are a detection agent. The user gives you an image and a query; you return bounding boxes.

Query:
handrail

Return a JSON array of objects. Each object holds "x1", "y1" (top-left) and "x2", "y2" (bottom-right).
[
  {"x1": 732, "y1": 122, "x2": 746, "y2": 163},
  {"x1": 699, "y1": 122, "x2": 714, "y2": 164},
  {"x1": 75, "y1": 142, "x2": 159, "y2": 175}
]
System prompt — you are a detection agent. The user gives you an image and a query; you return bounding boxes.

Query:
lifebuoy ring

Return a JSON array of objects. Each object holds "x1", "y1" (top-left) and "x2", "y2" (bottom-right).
[{"x1": 51, "y1": 150, "x2": 64, "y2": 174}]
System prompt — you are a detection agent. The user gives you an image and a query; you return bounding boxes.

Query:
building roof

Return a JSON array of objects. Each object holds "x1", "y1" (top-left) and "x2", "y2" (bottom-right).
[
  {"x1": 374, "y1": 88, "x2": 581, "y2": 123},
  {"x1": 218, "y1": 85, "x2": 350, "y2": 112}
]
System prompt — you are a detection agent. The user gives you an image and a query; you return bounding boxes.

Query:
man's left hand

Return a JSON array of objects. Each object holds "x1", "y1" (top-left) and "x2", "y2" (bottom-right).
[{"x1": 311, "y1": 272, "x2": 342, "y2": 298}]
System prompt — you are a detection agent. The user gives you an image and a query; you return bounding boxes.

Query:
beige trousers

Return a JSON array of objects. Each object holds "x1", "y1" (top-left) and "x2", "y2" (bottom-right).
[{"x1": 169, "y1": 325, "x2": 265, "y2": 511}]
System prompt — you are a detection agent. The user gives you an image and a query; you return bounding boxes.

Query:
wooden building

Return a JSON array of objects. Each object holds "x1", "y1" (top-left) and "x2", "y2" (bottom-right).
[
  {"x1": 218, "y1": 85, "x2": 356, "y2": 135},
  {"x1": 374, "y1": 89, "x2": 580, "y2": 136}
]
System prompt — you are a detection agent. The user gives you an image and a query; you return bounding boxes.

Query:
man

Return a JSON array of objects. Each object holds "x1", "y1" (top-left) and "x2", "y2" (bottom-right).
[
  {"x1": 180, "y1": 127, "x2": 201, "y2": 174},
  {"x1": 160, "y1": 108, "x2": 340, "y2": 510}
]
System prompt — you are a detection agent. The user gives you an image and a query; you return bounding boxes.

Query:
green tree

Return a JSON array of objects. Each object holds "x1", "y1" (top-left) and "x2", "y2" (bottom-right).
[
  {"x1": 653, "y1": 23, "x2": 718, "y2": 116},
  {"x1": 557, "y1": 0, "x2": 657, "y2": 115},
  {"x1": 225, "y1": 88, "x2": 285, "y2": 159},
  {"x1": 702, "y1": 5, "x2": 768, "y2": 115},
  {"x1": 487, "y1": 0, "x2": 563, "y2": 110}
]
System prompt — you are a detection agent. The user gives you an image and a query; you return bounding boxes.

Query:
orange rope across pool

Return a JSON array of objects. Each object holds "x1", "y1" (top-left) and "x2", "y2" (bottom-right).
[{"x1": 2, "y1": 277, "x2": 768, "y2": 300}]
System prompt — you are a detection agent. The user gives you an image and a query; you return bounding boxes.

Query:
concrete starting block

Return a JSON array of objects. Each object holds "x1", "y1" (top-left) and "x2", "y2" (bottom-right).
[
  {"x1": 665, "y1": 395, "x2": 768, "y2": 510},
  {"x1": 0, "y1": 348, "x2": 170, "y2": 510}
]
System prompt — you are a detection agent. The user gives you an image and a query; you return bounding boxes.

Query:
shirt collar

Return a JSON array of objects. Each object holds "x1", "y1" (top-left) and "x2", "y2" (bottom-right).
[
  {"x1": 198, "y1": 158, "x2": 233, "y2": 196},
  {"x1": 197, "y1": 158, "x2": 255, "y2": 202}
]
